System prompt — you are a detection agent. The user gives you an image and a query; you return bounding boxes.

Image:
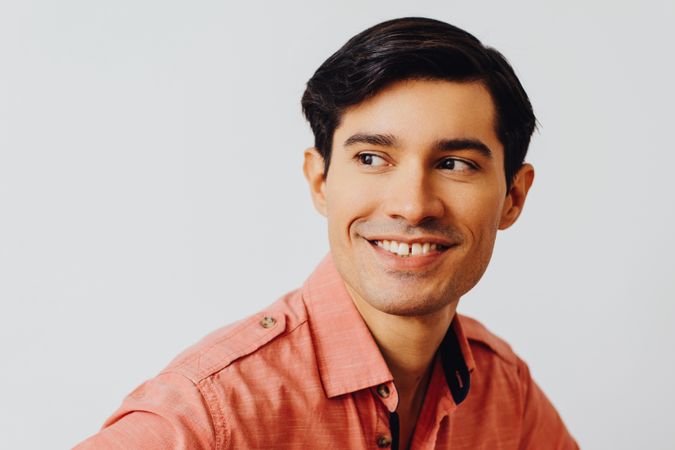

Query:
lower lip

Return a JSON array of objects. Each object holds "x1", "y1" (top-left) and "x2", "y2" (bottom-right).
[{"x1": 367, "y1": 240, "x2": 448, "y2": 271}]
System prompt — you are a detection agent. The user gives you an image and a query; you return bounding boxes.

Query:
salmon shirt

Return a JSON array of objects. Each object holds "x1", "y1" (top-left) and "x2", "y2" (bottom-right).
[{"x1": 75, "y1": 254, "x2": 578, "y2": 449}]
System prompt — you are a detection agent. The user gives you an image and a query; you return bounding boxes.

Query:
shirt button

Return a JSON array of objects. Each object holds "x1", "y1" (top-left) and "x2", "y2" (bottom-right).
[
  {"x1": 376, "y1": 435, "x2": 391, "y2": 448},
  {"x1": 376, "y1": 384, "x2": 390, "y2": 398},
  {"x1": 259, "y1": 316, "x2": 276, "y2": 329}
]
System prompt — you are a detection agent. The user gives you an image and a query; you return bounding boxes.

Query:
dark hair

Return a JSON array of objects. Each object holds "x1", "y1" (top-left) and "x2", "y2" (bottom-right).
[{"x1": 301, "y1": 17, "x2": 536, "y2": 188}]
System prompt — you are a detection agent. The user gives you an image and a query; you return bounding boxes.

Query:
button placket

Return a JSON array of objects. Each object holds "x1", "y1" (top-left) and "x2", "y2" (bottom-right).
[
  {"x1": 376, "y1": 435, "x2": 392, "y2": 448},
  {"x1": 370, "y1": 382, "x2": 398, "y2": 449},
  {"x1": 376, "y1": 383, "x2": 390, "y2": 399},
  {"x1": 372, "y1": 381, "x2": 398, "y2": 413}
]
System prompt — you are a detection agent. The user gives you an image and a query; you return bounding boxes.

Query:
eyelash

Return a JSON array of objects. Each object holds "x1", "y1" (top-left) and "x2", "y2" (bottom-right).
[
  {"x1": 355, "y1": 152, "x2": 477, "y2": 172},
  {"x1": 356, "y1": 153, "x2": 387, "y2": 167}
]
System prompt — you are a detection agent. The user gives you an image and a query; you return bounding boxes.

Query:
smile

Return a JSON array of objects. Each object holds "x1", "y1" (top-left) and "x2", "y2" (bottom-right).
[{"x1": 370, "y1": 239, "x2": 449, "y2": 257}]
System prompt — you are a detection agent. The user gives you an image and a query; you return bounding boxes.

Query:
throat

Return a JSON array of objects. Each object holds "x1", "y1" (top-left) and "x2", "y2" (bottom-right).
[{"x1": 394, "y1": 362, "x2": 434, "y2": 450}]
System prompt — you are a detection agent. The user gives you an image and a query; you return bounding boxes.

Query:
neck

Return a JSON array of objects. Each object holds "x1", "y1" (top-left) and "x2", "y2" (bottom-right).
[{"x1": 346, "y1": 286, "x2": 457, "y2": 398}]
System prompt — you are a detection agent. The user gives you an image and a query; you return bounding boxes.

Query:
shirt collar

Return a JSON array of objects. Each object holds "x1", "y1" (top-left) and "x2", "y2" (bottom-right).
[
  {"x1": 302, "y1": 253, "x2": 475, "y2": 405},
  {"x1": 440, "y1": 313, "x2": 475, "y2": 405},
  {"x1": 302, "y1": 254, "x2": 393, "y2": 398}
]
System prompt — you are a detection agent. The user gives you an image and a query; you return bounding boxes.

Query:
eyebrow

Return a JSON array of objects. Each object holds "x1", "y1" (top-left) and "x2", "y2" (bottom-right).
[
  {"x1": 344, "y1": 133, "x2": 397, "y2": 148},
  {"x1": 432, "y1": 138, "x2": 493, "y2": 158},
  {"x1": 343, "y1": 133, "x2": 493, "y2": 158}
]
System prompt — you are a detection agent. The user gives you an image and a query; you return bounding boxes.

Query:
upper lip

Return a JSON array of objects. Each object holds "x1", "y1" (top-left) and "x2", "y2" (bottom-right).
[{"x1": 365, "y1": 235, "x2": 456, "y2": 247}]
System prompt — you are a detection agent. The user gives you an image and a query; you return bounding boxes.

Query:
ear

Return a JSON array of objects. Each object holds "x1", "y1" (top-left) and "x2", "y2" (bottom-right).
[
  {"x1": 303, "y1": 147, "x2": 328, "y2": 217},
  {"x1": 499, "y1": 163, "x2": 535, "y2": 230}
]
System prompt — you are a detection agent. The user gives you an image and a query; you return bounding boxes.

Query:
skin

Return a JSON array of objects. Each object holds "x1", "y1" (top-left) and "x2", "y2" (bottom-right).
[{"x1": 303, "y1": 79, "x2": 534, "y2": 449}]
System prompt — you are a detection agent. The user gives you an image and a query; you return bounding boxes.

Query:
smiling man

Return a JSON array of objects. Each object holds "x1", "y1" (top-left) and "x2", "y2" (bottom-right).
[{"x1": 76, "y1": 17, "x2": 578, "y2": 450}]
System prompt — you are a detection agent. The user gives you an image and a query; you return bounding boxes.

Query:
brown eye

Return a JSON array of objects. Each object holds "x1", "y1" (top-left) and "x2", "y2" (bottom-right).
[
  {"x1": 357, "y1": 153, "x2": 387, "y2": 167},
  {"x1": 439, "y1": 158, "x2": 474, "y2": 172}
]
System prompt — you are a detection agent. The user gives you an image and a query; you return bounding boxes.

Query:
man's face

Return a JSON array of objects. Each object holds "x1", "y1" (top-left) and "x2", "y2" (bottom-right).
[{"x1": 304, "y1": 79, "x2": 533, "y2": 317}]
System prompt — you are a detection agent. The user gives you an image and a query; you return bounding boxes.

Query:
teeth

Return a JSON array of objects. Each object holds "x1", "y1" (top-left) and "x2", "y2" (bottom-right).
[
  {"x1": 373, "y1": 239, "x2": 445, "y2": 257},
  {"x1": 396, "y1": 243, "x2": 409, "y2": 256}
]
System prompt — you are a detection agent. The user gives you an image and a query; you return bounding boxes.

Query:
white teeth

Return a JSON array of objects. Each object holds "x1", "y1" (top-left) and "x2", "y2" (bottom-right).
[
  {"x1": 374, "y1": 239, "x2": 445, "y2": 257},
  {"x1": 396, "y1": 243, "x2": 409, "y2": 256}
]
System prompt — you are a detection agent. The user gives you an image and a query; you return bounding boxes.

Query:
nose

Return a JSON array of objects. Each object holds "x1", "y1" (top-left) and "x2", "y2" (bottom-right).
[{"x1": 382, "y1": 161, "x2": 445, "y2": 226}]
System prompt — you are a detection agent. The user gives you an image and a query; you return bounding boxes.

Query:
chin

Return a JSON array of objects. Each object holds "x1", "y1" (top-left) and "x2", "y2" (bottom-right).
[{"x1": 365, "y1": 291, "x2": 452, "y2": 317}]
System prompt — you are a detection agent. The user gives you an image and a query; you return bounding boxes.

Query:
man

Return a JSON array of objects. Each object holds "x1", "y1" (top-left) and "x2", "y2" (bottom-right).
[{"x1": 76, "y1": 17, "x2": 578, "y2": 449}]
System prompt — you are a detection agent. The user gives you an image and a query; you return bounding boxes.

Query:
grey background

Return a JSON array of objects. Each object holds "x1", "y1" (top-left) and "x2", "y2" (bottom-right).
[{"x1": 1, "y1": 0, "x2": 674, "y2": 448}]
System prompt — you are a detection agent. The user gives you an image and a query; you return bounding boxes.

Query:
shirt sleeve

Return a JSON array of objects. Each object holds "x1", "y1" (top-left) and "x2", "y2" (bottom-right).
[
  {"x1": 517, "y1": 359, "x2": 580, "y2": 450},
  {"x1": 73, "y1": 372, "x2": 218, "y2": 450}
]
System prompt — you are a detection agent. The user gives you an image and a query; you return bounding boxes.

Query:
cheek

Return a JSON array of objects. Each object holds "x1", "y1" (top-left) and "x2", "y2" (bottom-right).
[
  {"x1": 450, "y1": 186, "x2": 505, "y2": 237},
  {"x1": 324, "y1": 176, "x2": 375, "y2": 240},
  {"x1": 325, "y1": 160, "x2": 380, "y2": 207}
]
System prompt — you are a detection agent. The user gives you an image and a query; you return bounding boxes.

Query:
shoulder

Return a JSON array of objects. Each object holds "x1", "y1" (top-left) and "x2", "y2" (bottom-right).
[
  {"x1": 457, "y1": 313, "x2": 521, "y2": 367},
  {"x1": 163, "y1": 287, "x2": 309, "y2": 383},
  {"x1": 455, "y1": 315, "x2": 579, "y2": 448}
]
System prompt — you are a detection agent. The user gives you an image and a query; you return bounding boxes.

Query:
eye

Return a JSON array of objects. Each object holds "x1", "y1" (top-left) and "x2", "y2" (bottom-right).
[
  {"x1": 356, "y1": 153, "x2": 388, "y2": 167},
  {"x1": 438, "y1": 158, "x2": 476, "y2": 173}
]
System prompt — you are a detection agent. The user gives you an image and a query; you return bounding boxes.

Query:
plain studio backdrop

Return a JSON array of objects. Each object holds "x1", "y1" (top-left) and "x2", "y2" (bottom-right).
[{"x1": 1, "y1": 1, "x2": 673, "y2": 448}]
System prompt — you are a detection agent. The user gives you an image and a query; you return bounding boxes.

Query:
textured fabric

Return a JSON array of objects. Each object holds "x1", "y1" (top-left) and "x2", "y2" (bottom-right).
[{"x1": 74, "y1": 254, "x2": 579, "y2": 449}]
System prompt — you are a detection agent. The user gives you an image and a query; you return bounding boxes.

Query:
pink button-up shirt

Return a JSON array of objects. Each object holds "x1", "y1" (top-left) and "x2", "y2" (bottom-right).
[{"x1": 75, "y1": 254, "x2": 578, "y2": 449}]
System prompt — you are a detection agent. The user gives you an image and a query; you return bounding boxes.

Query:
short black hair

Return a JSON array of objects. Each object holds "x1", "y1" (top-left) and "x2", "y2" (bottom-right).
[{"x1": 301, "y1": 17, "x2": 536, "y2": 188}]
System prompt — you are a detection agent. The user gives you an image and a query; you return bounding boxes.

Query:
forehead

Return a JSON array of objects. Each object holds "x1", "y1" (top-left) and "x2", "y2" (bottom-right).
[{"x1": 334, "y1": 79, "x2": 502, "y2": 156}]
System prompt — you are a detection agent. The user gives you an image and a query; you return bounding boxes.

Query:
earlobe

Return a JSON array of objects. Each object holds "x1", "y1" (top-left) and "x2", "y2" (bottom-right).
[
  {"x1": 499, "y1": 163, "x2": 535, "y2": 230},
  {"x1": 303, "y1": 148, "x2": 328, "y2": 217}
]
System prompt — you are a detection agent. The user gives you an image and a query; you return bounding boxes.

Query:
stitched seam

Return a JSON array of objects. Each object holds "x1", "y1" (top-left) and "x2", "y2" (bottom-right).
[
  {"x1": 158, "y1": 371, "x2": 220, "y2": 450},
  {"x1": 198, "y1": 329, "x2": 280, "y2": 376},
  {"x1": 177, "y1": 288, "x2": 304, "y2": 371},
  {"x1": 198, "y1": 313, "x2": 310, "y2": 377},
  {"x1": 174, "y1": 314, "x2": 310, "y2": 383},
  {"x1": 172, "y1": 317, "x2": 258, "y2": 372},
  {"x1": 175, "y1": 319, "x2": 311, "y2": 447},
  {"x1": 198, "y1": 376, "x2": 229, "y2": 450}
]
